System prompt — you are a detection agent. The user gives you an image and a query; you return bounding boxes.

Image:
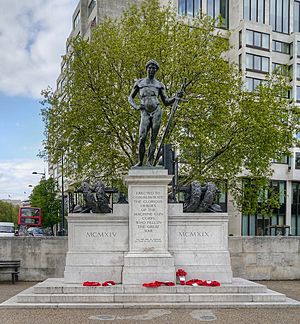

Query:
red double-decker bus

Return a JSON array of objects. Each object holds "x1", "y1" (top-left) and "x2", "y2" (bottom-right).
[{"x1": 18, "y1": 207, "x2": 42, "y2": 227}]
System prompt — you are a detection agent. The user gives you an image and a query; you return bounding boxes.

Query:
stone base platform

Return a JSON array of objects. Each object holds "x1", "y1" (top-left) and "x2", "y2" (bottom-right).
[{"x1": 1, "y1": 278, "x2": 300, "y2": 309}]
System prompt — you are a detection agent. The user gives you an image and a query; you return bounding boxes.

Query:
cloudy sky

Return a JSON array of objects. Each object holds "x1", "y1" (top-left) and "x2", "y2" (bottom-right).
[{"x1": 0, "y1": 0, "x2": 78, "y2": 200}]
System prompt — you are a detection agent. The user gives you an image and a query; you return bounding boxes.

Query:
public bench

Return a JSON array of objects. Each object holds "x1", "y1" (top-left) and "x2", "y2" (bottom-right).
[{"x1": 0, "y1": 260, "x2": 21, "y2": 284}]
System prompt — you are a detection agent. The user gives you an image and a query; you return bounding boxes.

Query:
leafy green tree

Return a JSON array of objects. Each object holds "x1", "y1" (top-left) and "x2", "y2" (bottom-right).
[
  {"x1": 29, "y1": 178, "x2": 61, "y2": 235},
  {"x1": 0, "y1": 201, "x2": 19, "y2": 224},
  {"x1": 41, "y1": 0, "x2": 299, "y2": 212}
]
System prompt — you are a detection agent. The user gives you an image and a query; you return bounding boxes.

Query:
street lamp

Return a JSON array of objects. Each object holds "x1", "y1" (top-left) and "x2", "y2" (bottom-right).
[{"x1": 32, "y1": 171, "x2": 46, "y2": 178}]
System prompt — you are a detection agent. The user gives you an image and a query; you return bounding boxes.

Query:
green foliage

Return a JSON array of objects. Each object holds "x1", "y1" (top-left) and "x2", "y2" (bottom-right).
[
  {"x1": 41, "y1": 0, "x2": 299, "y2": 211},
  {"x1": 0, "y1": 201, "x2": 19, "y2": 224},
  {"x1": 236, "y1": 178, "x2": 282, "y2": 217},
  {"x1": 29, "y1": 178, "x2": 61, "y2": 233}
]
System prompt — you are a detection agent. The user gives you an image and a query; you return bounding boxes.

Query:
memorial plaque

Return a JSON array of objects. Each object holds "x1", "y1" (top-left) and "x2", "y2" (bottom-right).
[
  {"x1": 72, "y1": 224, "x2": 128, "y2": 252},
  {"x1": 169, "y1": 224, "x2": 225, "y2": 251},
  {"x1": 130, "y1": 186, "x2": 167, "y2": 251}
]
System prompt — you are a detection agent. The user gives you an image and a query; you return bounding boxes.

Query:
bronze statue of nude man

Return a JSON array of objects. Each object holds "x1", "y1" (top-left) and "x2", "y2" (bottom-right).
[{"x1": 128, "y1": 59, "x2": 181, "y2": 167}]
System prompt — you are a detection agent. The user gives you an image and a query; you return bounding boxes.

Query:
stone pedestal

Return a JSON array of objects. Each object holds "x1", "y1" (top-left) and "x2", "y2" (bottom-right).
[
  {"x1": 122, "y1": 167, "x2": 175, "y2": 285},
  {"x1": 169, "y1": 204, "x2": 233, "y2": 283},
  {"x1": 64, "y1": 205, "x2": 128, "y2": 284},
  {"x1": 63, "y1": 168, "x2": 233, "y2": 285}
]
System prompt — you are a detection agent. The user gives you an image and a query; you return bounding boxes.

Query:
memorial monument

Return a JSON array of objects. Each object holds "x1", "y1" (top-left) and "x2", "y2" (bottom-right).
[
  {"x1": 64, "y1": 60, "x2": 232, "y2": 284},
  {"x1": 4, "y1": 60, "x2": 298, "y2": 308}
]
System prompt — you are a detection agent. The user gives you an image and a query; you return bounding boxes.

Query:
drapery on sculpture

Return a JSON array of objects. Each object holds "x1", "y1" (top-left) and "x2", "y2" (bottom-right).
[
  {"x1": 73, "y1": 181, "x2": 112, "y2": 213},
  {"x1": 182, "y1": 181, "x2": 222, "y2": 213},
  {"x1": 128, "y1": 59, "x2": 183, "y2": 167}
]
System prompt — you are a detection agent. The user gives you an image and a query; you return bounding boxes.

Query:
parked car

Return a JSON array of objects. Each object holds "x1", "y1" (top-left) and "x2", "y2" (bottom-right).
[
  {"x1": 26, "y1": 227, "x2": 46, "y2": 237},
  {"x1": 0, "y1": 222, "x2": 15, "y2": 237}
]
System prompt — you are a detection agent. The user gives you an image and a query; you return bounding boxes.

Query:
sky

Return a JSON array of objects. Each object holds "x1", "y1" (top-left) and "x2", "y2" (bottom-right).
[{"x1": 0, "y1": 0, "x2": 78, "y2": 201}]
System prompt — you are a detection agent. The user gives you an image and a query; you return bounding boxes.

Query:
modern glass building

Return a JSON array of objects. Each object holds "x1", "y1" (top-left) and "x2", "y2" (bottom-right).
[{"x1": 52, "y1": 0, "x2": 300, "y2": 236}]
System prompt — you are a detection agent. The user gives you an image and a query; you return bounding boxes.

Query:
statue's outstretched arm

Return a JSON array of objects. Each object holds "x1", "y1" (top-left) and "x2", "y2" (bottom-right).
[{"x1": 159, "y1": 85, "x2": 175, "y2": 106}]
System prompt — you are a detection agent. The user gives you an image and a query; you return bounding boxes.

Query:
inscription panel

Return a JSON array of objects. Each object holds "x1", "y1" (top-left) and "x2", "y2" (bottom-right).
[
  {"x1": 131, "y1": 186, "x2": 166, "y2": 251},
  {"x1": 72, "y1": 224, "x2": 128, "y2": 252},
  {"x1": 169, "y1": 225, "x2": 225, "y2": 251}
]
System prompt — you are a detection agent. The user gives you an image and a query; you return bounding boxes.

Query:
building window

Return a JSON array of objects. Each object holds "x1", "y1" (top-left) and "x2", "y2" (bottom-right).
[
  {"x1": 272, "y1": 155, "x2": 289, "y2": 164},
  {"x1": 242, "y1": 180, "x2": 286, "y2": 236},
  {"x1": 296, "y1": 152, "x2": 300, "y2": 169},
  {"x1": 272, "y1": 40, "x2": 290, "y2": 54},
  {"x1": 244, "y1": 0, "x2": 265, "y2": 23},
  {"x1": 291, "y1": 182, "x2": 300, "y2": 235},
  {"x1": 270, "y1": 180, "x2": 286, "y2": 227},
  {"x1": 272, "y1": 62, "x2": 289, "y2": 76},
  {"x1": 239, "y1": 54, "x2": 242, "y2": 70},
  {"x1": 297, "y1": 86, "x2": 300, "y2": 102},
  {"x1": 207, "y1": 0, "x2": 229, "y2": 28},
  {"x1": 270, "y1": 0, "x2": 289, "y2": 33},
  {"x1": 90, "y1": 17, "x2": 97, "y2": 29},
  {"x1": 272, "y1": 62, "x2": 281, "y2": 71},
  {"x1": 245, "y1": 77, "x2": 264, "y2": 91},
  {"x1": 297, "y1": 41, "x2": 300, "y2": 57},
  {"x1": 295, "y1": 1, "x2": 300, "y2": 32},
  {"x1": 217, "y1": 189, "x2": 228, "y2": 212},
  {"x1": 61, "y1": 77, "x2": 66, "y2": 90},
  {"x1": 246, "y1": 29, "x2": 269, "y2": 50},
  {"x1": 239, "y1": 30, "x2": 242, "y2": 48},
  {"x1": 61, "y1": 61, "x2": 66, "y2": 73},
  {"x1": 297, "y1": 64, "x2": 300, "y2": 80},
  {"x1": 178, "y1": 0, "x2": 202, "y2": 17},
  {"x1": 88, "y1": 0, "x2": 96, "y2": 17},
  {"x1": 73, "y1": 11, "x2": 80, "y2": 29},
  {"x1": 246, "y1": 53, "x2": 269, "y2": 73}
]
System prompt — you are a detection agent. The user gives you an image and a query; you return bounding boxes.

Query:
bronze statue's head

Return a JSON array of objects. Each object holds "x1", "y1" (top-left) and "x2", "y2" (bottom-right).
[{"x1": 145, "y1": 59, "x2": 159, "y2": 71}]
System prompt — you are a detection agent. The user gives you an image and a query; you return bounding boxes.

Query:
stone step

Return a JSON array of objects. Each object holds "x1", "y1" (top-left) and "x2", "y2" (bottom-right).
[
  {"x1": 3, "y1": 278, "x2": 299, "y2": 309},
  {"x1": 3, "y1": 300, "x2": 300, "y2": 309},
  {"x1": 189, "y1": 291, "x2": 286, "y2": 303},
  {"x1": 33, "y1": 284, "x2": 123, "y2": 295},
  {"x1": 115, "y1": 292, "x2": 286, "y2": 303},
  {"x1": 17, "y1": 291, "x2": 286, "y2": 304},
  {"x1": 33, "y1": 284, "x2": 267, "y2": 295},
  {"x1": 32, "y1": 278, "x2": 268, "y2": 295},
  {"x1": 124, "y1": 284, "x2": 267, "y2": 294},
  {"x1": 17, "y1": 293, "x2": 113, "y2": 304},
  {"x1": 33, "y1": 285, "x2": 267, "y2": 295}
]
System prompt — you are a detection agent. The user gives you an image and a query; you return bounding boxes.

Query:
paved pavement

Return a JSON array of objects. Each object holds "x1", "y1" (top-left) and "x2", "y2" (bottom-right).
[{"x1": 1, "y1": 280, "x2": 300, "y2": 323}]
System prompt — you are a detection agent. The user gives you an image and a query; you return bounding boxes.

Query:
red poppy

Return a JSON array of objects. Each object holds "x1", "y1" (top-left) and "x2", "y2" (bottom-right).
[
  {"x1": 163, "y1": 281, "x2": 175, "y2": 286},
  {"x1": 185, "y1": 279, "x2": 221, "y2": 286},
  {"x1": 176, "y1": 269, "x2": 187, "y2": 277},
  {"x1": 207, "y1": 280, "x2": 221, "y2": 286},
  {"x1": 142, "y1": 281, "x2": 175, "y2": 288},
  {"x1": 102, "y1": 280, "x2": 116, "y2": 286},
  {"x1": 143, "y1": 281, "x2": 162, "y2": 288},
  {"x1": 83, "y1": 281, "x2": 101, "y2": 286}
]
